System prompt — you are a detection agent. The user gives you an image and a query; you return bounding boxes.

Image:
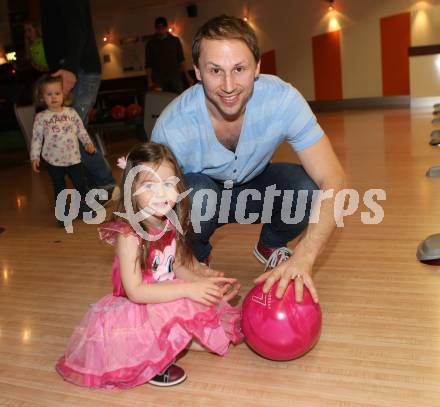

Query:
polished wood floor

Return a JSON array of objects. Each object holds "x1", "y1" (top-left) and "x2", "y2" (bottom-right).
[{"x1": 1, "y1": 107, "x2": 440, "y2": 406}]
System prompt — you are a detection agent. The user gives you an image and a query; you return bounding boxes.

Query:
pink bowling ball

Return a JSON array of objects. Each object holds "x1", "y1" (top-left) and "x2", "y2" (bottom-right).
[{"x1": 242, "y1": 281, "x2": 322, "y2": 361}]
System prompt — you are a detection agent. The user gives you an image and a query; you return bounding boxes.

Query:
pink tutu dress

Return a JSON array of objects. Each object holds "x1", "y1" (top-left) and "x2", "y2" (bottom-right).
[{"x1": 56, "y1": 221, "x2": 243, "y2": 389}]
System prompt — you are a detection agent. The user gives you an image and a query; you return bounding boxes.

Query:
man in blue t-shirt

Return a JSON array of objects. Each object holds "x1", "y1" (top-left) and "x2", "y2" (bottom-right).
[{"x1": 152, "y1": 15, "x2": 346, "y2": 302}]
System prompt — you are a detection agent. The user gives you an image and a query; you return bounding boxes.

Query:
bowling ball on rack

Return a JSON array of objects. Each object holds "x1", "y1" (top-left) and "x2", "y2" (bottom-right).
[
  {"x1": 125, "y1": 103, "x2": 142, "y2": 118},
  {"x1": 111, "y1": 104, "x2": 126, "y2": 120}
]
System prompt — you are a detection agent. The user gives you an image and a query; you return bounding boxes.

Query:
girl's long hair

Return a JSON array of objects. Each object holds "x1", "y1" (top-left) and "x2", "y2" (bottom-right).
[{"x1": 113, "y1": 143, "x2": 194, "y2": 269}]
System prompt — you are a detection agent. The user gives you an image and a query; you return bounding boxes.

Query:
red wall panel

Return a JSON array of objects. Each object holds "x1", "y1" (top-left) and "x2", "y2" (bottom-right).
[
  {"x1": 312, "y1": 30, "x2": 343, "y2": 100},
  {"x1": 380, "y1": 12, "x2": 411, "y2": 96},
  {"x1": 260, "y1": 49, "x2": 277, "y2": 75}
]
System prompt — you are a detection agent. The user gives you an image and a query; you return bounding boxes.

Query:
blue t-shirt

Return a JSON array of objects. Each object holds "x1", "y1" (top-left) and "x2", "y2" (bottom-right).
[{"x1": 152, "y1": 74, "x2": 324, "y2": 184}]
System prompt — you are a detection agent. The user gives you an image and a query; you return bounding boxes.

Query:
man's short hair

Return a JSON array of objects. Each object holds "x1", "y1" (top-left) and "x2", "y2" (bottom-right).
[
  {"x1": 192, "y1": 15, "x2": 260, "y2": 66},
  {"x1": 155, "y1": 16, "x2": 168, "y2": 27}
]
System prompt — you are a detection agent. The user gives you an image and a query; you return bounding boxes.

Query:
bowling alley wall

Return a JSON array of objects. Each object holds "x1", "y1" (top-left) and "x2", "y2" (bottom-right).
[{"x1": 91, "y1": 0, "x2": 440, "y2": 105}]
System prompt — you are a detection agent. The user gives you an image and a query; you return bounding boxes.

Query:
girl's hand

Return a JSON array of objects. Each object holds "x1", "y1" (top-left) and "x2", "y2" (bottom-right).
[
  {"x1": 31, "y1": 159, "x2": 40, "y2": 173},
  {"x1": 219, "y1": 280, "x2": 241, "y2": 303},
  {"x1": 85, "y1": 143, "x2": 96, "y2": 154},
  {"x1": 188, "y1": 277, "x2": 237, "y2": 306}
]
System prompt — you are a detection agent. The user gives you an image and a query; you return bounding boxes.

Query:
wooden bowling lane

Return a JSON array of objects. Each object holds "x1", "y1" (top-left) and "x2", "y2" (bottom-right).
[{"x1": 1, "y1": 108, "x2": 440, "y2": 406}]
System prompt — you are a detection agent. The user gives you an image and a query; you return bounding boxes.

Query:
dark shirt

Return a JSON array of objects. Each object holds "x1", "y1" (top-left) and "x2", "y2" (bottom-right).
[
  {"x1": 145, "y1": 33, "x2": 184, "y2": 82},
  {"x1": 40, "y1": 0, "x2": 101, "y2": 75}
]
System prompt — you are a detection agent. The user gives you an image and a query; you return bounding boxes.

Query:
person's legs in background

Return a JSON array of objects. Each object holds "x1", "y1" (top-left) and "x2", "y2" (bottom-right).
[
  {"x1": 72, "y1": 72, "x2": 101, "y2": 127},
  {"x1": 72, "y1": 71, "x2": 116, "y2": 194},
  {"x1": 46, "y1": 163, "x2": 69, "y2": 225},
  {"x1": 65, "y1": 163, "x2": 91, "y2": 214},
  {"x1": 46, "y1": 163, "x2": 67, "y2": 205},
  {"x1": 47, "y1": 163, "x2": 92, "y2": 222}
]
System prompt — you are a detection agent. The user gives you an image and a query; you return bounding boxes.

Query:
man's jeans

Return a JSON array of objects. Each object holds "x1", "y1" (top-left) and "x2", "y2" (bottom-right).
[
  {"x1": 72, "y1": 71, "x2": 115, "y2": 190},
  {"x1": 185, "y1": 163, "x2": 319, "y2": 261}
]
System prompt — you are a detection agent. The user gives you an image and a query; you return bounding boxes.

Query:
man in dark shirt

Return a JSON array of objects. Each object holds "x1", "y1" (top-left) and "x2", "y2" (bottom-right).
[
  {"x1": 40, "y1": 0, "x2": 115, "y2": 194},
  {"x1": 145, "y1": 17, "x2": 191, "y2": 94}
]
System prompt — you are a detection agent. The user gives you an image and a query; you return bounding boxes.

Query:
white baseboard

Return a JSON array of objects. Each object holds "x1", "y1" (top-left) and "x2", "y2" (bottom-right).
[{"x1": 410, "y1": 97, "x2": 440, "y2": 108}]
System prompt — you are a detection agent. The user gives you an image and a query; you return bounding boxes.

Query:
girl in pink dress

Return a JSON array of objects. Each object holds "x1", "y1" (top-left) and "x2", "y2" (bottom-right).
[{"x1": 56, "y1": 143, "x2": 242, "y2": 389}]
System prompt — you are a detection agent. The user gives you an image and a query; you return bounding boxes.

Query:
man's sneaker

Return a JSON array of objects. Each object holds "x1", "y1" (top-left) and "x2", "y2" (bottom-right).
[
  {"x1": 253, "y1": 242, "x2": 293, "y2": 270},
  {"x1": 148, "y1": 364, "x2": 187, "y2": 387}
]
